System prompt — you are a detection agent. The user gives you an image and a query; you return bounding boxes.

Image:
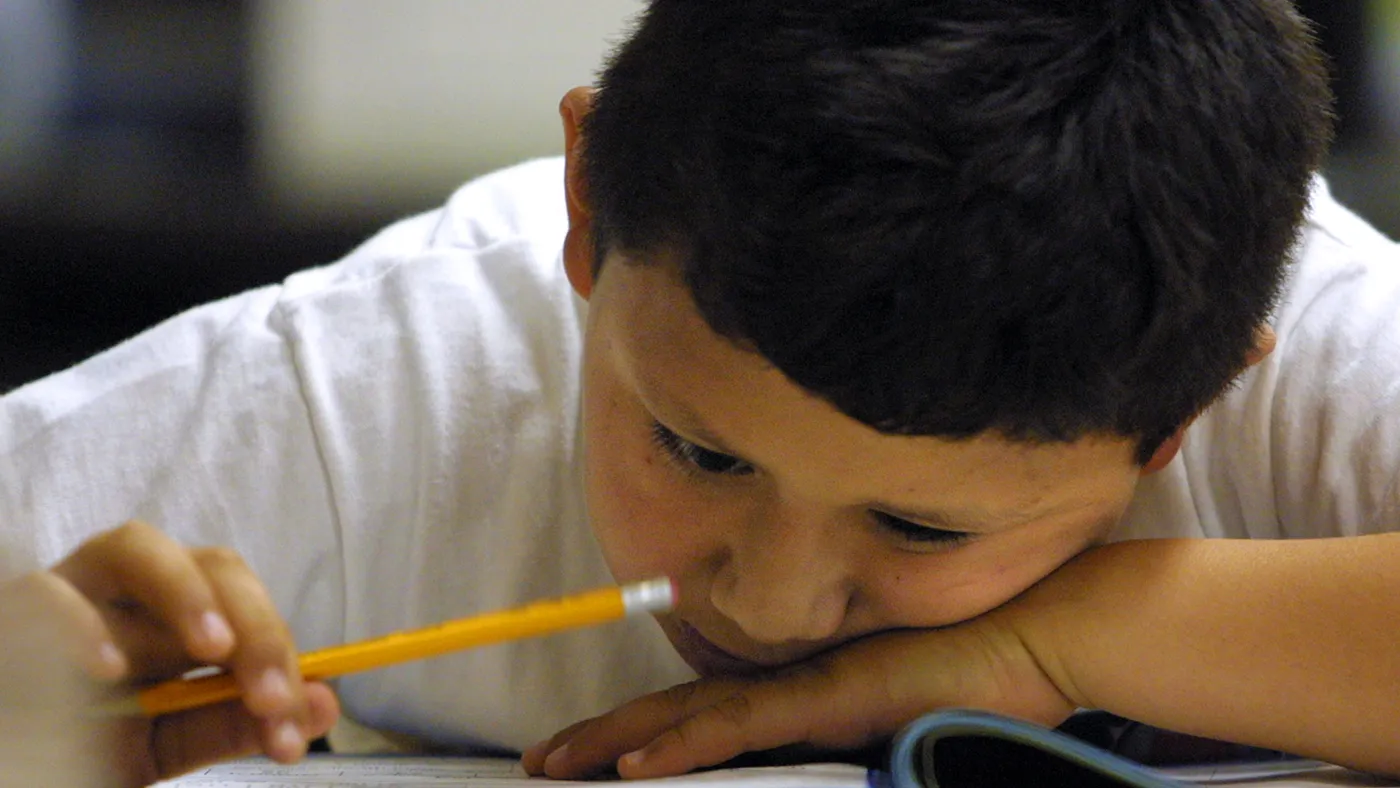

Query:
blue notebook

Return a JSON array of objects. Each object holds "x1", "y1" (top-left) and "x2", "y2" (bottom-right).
[{"x1": 880, "y1": 709, "x2": 1329, "y2": 787}]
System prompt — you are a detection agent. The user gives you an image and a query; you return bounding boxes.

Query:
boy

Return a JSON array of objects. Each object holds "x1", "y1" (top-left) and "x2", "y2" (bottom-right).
[{"x1": 4, "y1": 0, "x2": 1399, "y2": 784}]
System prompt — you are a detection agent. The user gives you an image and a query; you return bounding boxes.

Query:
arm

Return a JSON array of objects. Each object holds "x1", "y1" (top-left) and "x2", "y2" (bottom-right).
[
  {"x1": 1018, "y1": 533, "x2": 1400, "y2": 775},
  {"x1": 528, "y1": 534, "x2": 1400, "y2": 779}
]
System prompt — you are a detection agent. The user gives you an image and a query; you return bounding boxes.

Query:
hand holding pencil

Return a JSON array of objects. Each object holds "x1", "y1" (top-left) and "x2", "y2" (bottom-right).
[
  {"x1": 8, "y1": 522, "x2": 339, "y2": 786},
  {"x1": 5, "y1": 521, "x2": 670, "y2": 788}
]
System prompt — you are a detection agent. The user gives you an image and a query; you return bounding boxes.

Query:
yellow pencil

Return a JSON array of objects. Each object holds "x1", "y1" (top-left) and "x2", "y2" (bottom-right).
[{"x1": 100, "y1": 577, "x2": 676, "y2": 718}]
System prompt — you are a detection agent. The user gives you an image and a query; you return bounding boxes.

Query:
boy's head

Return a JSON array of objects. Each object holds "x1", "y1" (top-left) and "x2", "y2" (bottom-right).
[
  {"x1": 577, "y1": 0, "x2": 1331, "y2": 462},
  {"x1": 556, "y1": 0, "x2": 1332, "y2": 675}
]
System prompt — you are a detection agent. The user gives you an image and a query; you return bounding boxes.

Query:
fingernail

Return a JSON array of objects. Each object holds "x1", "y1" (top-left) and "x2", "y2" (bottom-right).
[
  {"x1": 542, "y1": 743, "x2": 571, "y2": 772},
  {"x1": 197, "y1": 611, "x2": 234, "y2": 651},
  {"x1": 257, "y1": 668, "x2": 292, "y2": 705},
  {"x1": 620, "y1": 749, "x2": 646, "y2": 769},
  {"x1": 95, "y1": 641, "x2": 127, "y2": 678},
  {"x1": 274, "y1": 719, "x2": 305, "y2": 757}
]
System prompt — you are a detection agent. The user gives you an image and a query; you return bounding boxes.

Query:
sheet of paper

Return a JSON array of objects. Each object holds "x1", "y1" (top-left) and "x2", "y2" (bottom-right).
[
  {"x1": 150, "y1": 754, "x2": 1396, "y2": 788},
  {"x1": 153, "y1": 756, "x2": 872, "y2": 788}
]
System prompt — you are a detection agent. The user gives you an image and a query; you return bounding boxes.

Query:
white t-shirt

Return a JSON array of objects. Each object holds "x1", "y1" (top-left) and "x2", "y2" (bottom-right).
[
  {"x1": 2, "y1": 158, "x2": 1397, "y2": 751},
  {"x1": 1116, "y1": 180, "x2": 1400, "y2": 541}
]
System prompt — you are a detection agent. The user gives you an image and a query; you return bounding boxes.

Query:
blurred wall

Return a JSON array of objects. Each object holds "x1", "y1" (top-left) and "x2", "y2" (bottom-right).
[
  {"x1": 251, "y1": 0, "x2": 642, "y2": 218},
  {"x1": 0, "y1": 1, "x2": 640, "y2": 388}
]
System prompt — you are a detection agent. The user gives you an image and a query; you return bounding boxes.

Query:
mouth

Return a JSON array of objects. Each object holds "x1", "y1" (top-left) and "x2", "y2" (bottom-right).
[{"x1": 669, "y1": 620, "x2": 779, "y2": 678}]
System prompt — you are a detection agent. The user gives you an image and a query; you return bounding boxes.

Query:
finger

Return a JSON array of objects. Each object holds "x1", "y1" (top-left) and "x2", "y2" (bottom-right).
[
  {"x1": 151, "y1": 681, "x2": 340, "y2": 779},
  {"x1": 96, "y1": 613, "x2": 197, "y2": 681},
  {"x1": 616, "y1": 660, "x2": 890, "y2": 779},
  {"x1": 0, "y1": 571, "x2": 128, "y2": 683},
  {"x1": 255, "y1": 681, "x2": 340, "y2": 764},
  {"x1": 521, "y1": 718, "x2": 591, "y2": 774},
  {"x1": 54, "y1": 522, "x2": 235, "y2": 667},
  {"x1": 192, "y1": 547, "x2": 308, "y2": 734},
  {"x1": 539, "y1": 679, "x2": 751, "y2": 778},
  {"x1": 154, "y1": 684, "x2": 340, "y2": 779}
]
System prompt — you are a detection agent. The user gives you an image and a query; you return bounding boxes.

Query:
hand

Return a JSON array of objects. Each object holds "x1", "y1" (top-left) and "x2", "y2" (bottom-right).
[
  {"x1": 522, "y1": 616, "x2": 1076, "y2": 779},
  {"x1": 0, "y1": 521, "x2": 339, "y2": 788}
]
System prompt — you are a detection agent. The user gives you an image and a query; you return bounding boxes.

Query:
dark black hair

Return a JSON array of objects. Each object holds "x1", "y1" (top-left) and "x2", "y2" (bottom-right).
[{"x1": 582, "y1": 0, "x2": 1333, "y2": 463}]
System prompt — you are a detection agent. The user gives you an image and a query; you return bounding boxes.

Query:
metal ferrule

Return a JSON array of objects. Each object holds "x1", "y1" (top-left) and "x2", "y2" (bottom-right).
[{"x1": 621, "y1": 577, "x2": 676, "y2": 615}]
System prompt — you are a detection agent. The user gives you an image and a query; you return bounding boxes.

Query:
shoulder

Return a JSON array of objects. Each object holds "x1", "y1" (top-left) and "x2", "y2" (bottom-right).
[
  {"x1": 1282, "y1": 177, "x2": 1400, "y2": 328},
  {"x1": 1120, "y1": 179, "x2": 1400, "y2": 541},
  {"x1": 1271, "y1": 178, "x2": 1400, "y2": 405},
  {"x1": 278, "y1": 157, "x2": 569, "y2": 305},
  {"x1": 267, "y1": 156, "x2": 582, "y2": 429},
  {"x1": 433, "y1": 157, "x2": 567, "y2": 253},
  {"x1": 265, "y1": 158, "x2": 580, "y2": 392},
  {"x1": 1185, "y1": 178, "x2": 1400, "y2": 538},
  {"x1": 1298, "y1": 177, "x2": 1397, "y2": 258}
]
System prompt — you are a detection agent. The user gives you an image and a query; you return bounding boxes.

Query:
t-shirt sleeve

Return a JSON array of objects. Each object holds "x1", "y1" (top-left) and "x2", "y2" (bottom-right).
[{"x1": 0, "y1": 283, "x2": 346, "y2": 652}]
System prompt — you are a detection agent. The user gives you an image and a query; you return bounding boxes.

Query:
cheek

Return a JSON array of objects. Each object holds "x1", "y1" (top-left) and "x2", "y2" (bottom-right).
[
  {"x1": 863, "y1": 537, "x2": 1090, "y2": 629},
  {"x1": 581, "y1": 376, "x2": 718, "y2": 585}
]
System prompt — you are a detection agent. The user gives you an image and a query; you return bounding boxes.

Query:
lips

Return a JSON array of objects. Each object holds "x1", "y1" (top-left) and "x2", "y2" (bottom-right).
[{"x1": 670, "y1": 620, "x2": 776, "y2": 677}]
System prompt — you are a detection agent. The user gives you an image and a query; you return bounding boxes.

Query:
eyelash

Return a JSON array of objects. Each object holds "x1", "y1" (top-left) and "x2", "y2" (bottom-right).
[
  {"x1": 871, "y1": 511, "x2": 973, "y2": 546},
  {"x1": 648, "y1": 421, "x2": 972, "y2": 547},
  {"x1": 650, "y1": 421, "x2": 754, "y2": 476}
]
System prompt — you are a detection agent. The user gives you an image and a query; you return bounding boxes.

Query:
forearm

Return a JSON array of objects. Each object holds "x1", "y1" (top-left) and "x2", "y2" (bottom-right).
[{"x1": 1009, "y1": 534, "x2": 1400, "y2": 775}]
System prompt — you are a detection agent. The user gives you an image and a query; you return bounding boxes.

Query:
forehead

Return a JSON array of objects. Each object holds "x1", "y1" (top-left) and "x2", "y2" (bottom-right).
[{"x1": 589, "y1": 256, "x2": 1141, "y2": 523}]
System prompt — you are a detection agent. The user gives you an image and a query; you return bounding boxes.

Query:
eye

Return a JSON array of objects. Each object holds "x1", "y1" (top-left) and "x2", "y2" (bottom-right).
[
  {"x1": 650, "y1": 422, "x2": 754, "y2": 476},
  {"x1": 871, "y1": 511, "x2": 973, "y2": 547}
]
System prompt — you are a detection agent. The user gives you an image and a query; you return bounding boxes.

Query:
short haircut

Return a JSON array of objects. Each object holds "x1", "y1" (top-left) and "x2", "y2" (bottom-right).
[{"x1": 582, "y1": 0, "x2": 1334, "y2": 463}]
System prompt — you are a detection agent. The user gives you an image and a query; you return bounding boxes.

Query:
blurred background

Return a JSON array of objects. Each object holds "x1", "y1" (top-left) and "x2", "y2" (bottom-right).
[{"x1": 1, "y1": 0, "x2": 1397, "y2": 391}]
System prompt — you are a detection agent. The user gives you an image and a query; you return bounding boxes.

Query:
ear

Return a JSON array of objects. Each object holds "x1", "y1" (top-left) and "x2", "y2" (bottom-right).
[
  {"x1": 1243, "y1": 324, "x2": 1277, "y2": 368},
  {"x1": 559, "y1": 86, "x2": 597, "y2": 300},
  {"x1": 1141, "y1": 324, "x2": 1275, "y2": 476},
  {"x1": 1140, "y1": 424, "x2": 1189, "y2": 475}
]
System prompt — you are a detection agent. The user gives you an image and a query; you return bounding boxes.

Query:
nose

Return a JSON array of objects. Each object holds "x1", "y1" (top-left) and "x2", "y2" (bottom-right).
[{"x1": 708, "y1": 499, "x2": 852, "y2": 644}]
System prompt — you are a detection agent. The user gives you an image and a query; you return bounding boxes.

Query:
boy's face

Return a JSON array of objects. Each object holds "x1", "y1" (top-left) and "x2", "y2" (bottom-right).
[{"x1": 574, "y1": 255, "x2": 1146, "y2": 677}]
